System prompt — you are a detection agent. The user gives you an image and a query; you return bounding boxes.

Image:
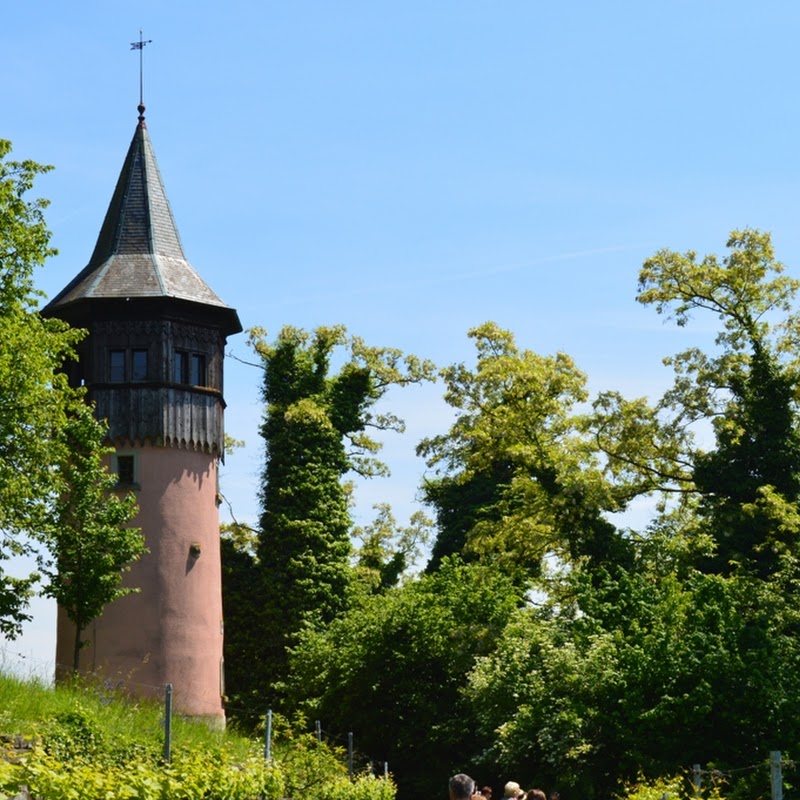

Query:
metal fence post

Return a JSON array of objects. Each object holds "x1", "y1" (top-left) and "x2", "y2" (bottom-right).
[
  {"x1": 264, "y1": 709, "x2": 273, "y2": 762},
  {"x1": 163, "y1": 683, "x2": 173, "y2": 763},
  {"x1": 771, "y1": 751, "x2": 783, "y2": 800},
  {"x1": 348, "y1": 732, "x2": 354, "y2": 779},
  {"x1": 692, "y1": 764, "x2": 702, "y2": 798}
]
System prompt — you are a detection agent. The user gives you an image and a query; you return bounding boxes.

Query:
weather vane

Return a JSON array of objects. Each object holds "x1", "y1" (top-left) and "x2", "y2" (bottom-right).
[{"x1": 130, "y1": 30, "x2": 153, "y2": 114}]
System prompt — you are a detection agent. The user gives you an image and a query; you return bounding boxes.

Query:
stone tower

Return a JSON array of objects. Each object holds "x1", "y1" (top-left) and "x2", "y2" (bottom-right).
[{"x1": 43, "y1": 105, "x2": 241, "y2": 724}]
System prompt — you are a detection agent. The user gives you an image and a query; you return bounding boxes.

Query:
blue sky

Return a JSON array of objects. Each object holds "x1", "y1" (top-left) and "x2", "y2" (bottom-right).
[{"x1": 5, "y1": 0, "x2": 800, "y2": 673}]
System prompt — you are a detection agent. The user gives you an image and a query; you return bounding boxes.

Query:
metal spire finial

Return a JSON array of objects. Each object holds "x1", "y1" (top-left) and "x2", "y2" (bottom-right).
[{"x1": 130, "y1": 30, "x2": 153, "y2": 123}]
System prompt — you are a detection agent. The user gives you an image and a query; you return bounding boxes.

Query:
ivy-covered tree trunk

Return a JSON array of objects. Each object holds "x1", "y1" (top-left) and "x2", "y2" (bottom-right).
[
  {"x1": 233, "y1": 325, "x2": 433, "y2": 711},
  {"x1": 256, "y1": 328, "x2": 358, "y2": 705}
]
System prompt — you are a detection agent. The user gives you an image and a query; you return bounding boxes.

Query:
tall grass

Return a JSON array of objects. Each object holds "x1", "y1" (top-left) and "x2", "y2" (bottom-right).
[{"x1": 0, "y1": 669, "x2": 253, "y2": 758}]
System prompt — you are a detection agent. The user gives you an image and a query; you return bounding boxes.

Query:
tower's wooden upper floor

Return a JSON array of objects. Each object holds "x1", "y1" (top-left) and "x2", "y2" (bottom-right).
[{"x1": 42, "y1": 107, "x2": 242, "y2": 453}]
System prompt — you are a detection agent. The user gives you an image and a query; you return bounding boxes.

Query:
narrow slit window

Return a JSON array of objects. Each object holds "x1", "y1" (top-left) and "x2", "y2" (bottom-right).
[
  {"x1": 190, "y1": 353, "x2": 206, "y2": 386},
  {"x1": 174, "y1": 350, "x2": 186, "y2": 384}
]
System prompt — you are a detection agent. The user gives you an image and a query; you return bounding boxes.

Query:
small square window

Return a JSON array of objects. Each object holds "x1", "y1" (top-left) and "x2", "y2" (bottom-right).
[
  {"x1": 115, "y1": 454, "x2": 136, "y2": 485},
  {"x1": 132, "y1": 349, "x2": 148, "y2": 381},
  {"x1": 109, "y1": 350, "x2": 126, "y2": 382}
]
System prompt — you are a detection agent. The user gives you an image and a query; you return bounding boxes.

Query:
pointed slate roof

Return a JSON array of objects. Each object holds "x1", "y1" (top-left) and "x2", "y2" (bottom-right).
[{"x1": 44, "y1": 106, "x2": 241, "y2": 334}]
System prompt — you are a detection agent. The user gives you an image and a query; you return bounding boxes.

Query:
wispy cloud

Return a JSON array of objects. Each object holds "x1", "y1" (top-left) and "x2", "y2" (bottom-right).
[{"x1": 283, "y1": 242, "x2": 655, "y2": 304}]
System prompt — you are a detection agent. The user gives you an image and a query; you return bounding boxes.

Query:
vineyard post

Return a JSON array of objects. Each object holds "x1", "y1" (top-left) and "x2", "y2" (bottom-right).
[
  {"x1": 163, "y1": 684, "x2": 173, "y2": 763},
  {"x1": 692, "y1": 764, "x2": 701, "y2": 798},
  {"x1": 264, "y1": 709, "x2": 273, "y2": 763},
  {"x1": 348, "y1": 732, "x2": 354, "y2": 779},
  {"x1": 770, "y1": 751, "x2": 782, "y2": 800}
]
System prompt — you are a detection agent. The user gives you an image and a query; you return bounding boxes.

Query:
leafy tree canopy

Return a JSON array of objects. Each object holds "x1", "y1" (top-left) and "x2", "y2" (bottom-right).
[
  {"x1": 408, "y1": 231, "x2": 800, "y2": 798},
  {"x1": 0, "y1": 139, "x2": 143, "y2": 640},
  {"x1": 288, "y1": 557, "x2": 524, "y2": 799},
  {"x1": 419, "y1": 322, "x2": 633, "y2": 578},
  {"x1": 0, "y1": 140, "x2": 82, "y2": 634},
  {"x1": 448, "y1": 231, "x2": 800, "y2": 797},
  {"x1": 468, "y1": 563, "x2": 800, "y2": 799},
  {"x1": 632, "y1": 230, "x2": 800, "y2": 574},
  {"x1": 351, "y1": 503, "x2": 432, "y2": 593}
]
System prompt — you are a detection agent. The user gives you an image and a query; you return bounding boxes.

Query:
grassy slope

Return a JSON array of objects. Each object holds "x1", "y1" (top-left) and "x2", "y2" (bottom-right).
[
  {"x1": 0, "y1": 671, "x2": 396, "y2": 800},
  {"x1": 0, "y1": 670, "x2": 252, "y2": 756}
]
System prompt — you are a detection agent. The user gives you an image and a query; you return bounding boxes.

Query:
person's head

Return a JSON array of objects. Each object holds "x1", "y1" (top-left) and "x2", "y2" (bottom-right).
[
  {"x1": 450, "y1": 773, "x2": 477, "y2": 800},
  {"x1": 526, "y1": 791, "x2": 546, "y2": 800},
  {"x1": 504, "y1": 782, "x2": 522, "y2": 799},
  {"x1": 482, "y1": 787, "x2": 494, "y2": 799}
]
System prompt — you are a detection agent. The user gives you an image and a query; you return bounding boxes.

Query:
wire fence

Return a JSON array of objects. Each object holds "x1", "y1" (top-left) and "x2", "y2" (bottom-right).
[{"x1": 686, "y1": 752, "x2": 794, "y2": 800}]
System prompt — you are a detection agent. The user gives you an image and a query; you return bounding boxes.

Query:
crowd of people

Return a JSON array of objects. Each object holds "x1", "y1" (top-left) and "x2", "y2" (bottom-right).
[{"x1": 448, "y1": 773, "x2": 557, "y2": 800}]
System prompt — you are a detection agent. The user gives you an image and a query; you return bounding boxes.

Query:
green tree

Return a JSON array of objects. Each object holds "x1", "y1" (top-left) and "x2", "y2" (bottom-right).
[
  {"x1": 240, "y1": 325, "x2": 434, "y2": 709},
  {"x1": 0, "y1": 139, "x2": 84, "y2": 635},
  {"x1": 0, "y1": 139, "x2": 144, "y2": 646},
  {"x1": 40, "y1": 403, "x2": 143, "y2": 672},
  {"x1": 635, "y1": 229, "x2": 800, "y2": 574},
  {"x1": 460, "y1": 231, "x2": 800, "y2": 796},
  {"x1": 418, "y1": 322, "x2": 633, "y2": 579},
  {"x1": 288, "y1": 558, "x2": 523, "y2": 799},
  {"x1": 352, "y1": 503, "x2": 432, "y2": 592},
  {"x1": 421, "y1": 459, "x2": 515, "y2": 571},
  {"x1": 468, "y1": 560, "x2": 800, "y2": 799}
]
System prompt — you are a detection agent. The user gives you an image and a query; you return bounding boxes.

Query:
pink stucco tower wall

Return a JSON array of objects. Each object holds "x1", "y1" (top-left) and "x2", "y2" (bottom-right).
[
  {"x1": 55, "y1": 447, "x2": 225, "y2": 717},
  {"x1": 44, "y1": 105, "x2": 241, "y2": 724}
]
